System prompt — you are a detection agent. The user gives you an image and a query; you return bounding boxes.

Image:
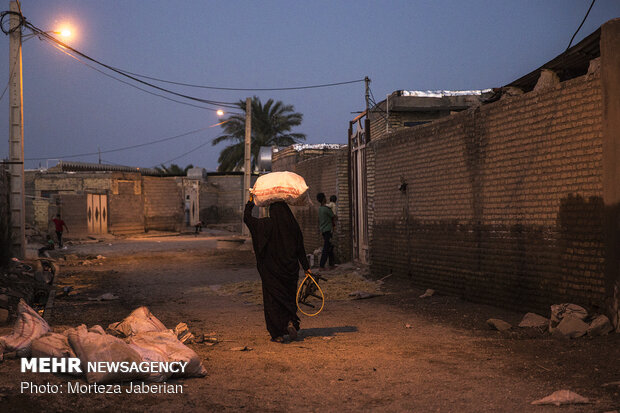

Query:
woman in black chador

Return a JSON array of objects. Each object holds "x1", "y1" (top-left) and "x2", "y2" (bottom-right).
[{"x1": 244, "y1": 199, "x2": 310, "y2": 342}]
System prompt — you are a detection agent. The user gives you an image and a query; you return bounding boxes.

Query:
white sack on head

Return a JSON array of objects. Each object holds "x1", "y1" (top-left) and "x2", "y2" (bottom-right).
[
  {"x1": 250, "y1": 171, "x2": 310, "y2": 206},
  {"x1": 107, "y1": 306, "x2": 167, "y2": 337},
  {"x1": 0, "y1": 299, "x2": 50, "y2": 356}
]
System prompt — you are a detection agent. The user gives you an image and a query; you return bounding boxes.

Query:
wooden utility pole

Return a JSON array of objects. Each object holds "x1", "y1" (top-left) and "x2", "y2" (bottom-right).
[
  {"x1": 8, "y1": 0, "x2": 25, "y2": 258},
  {"x1": 242, "y1": 97, "x2": 251, "y2": 236}
]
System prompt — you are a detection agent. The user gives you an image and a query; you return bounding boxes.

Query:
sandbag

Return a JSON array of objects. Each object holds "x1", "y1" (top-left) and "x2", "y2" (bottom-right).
[
  {"x1": 250, "y1": 171, "x2": 310, "y2": 206},
  {"x1": 107, "y1": 306, "x2": 167, "y2": 337},
  {"x1": 0, "y1": 299, "x2": 50, "y2": 356},
  {"x1": 31, "y1": 332, "x2": 76, "y2": 359},
  {"x1": 128, "y1": 343, "x2": 171, "y2": 383},
  {"x1": 68, "y1": 324, "x2": 148, "y2": 384},
  {"x1": 128, "y1": 330, "x2": 207, "y2": 378}
]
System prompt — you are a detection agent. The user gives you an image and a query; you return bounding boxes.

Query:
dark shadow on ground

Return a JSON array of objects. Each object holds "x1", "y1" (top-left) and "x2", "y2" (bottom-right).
[{"x1": 299, "y1": 326, "x2": 358, "y2": 339}]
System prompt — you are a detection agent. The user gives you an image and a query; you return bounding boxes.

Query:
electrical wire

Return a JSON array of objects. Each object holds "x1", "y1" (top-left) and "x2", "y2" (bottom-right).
[
  {"x1": 25, "y1": 125, "x2": 216, "y2": 161},
  {"x1": 113, "y1": 69, "x2": 366, "y2": 91},
  {"x1": 23, "y1": 21, "x2": 239, "y2": 109},
  {"x1": 156, "y1": 139, "x2": 212, "y2": 166},
  {"x1": 566, "y1": 0, "x2": 596, "y2": 51},
  {"x1": 42, "y1": 38, "x2": 228, "y2": 112}
]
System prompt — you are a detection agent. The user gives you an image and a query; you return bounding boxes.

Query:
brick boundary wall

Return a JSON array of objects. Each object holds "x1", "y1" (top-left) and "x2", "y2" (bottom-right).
[
  {"x1": 273, "y1": 149, "x2": 351, "y2": 264},
  {"x1": 143, "y1": 177, "x2": 183, "y2": 231},
  {"x1": 369, "y1": 72, "x2": 605, "y2": 314}
]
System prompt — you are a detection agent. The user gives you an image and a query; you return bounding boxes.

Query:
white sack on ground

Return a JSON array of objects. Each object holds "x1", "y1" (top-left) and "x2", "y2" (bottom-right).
[
  {"x1": 250, "y1": 171, "x2": 310, "y2": 206},
  {"x1": 31, "y1": 332, "x2": 76, "y2": 359},
  {"x1": 107, "y1": 306, "x2": 167, "y2": 337},
  {"x1": 531, "y1": 390, "x2": 590, "y2": 406},
  {"x1": 128, "y1": 330, "x2": 207, "y2": 378},
  {"x1": 128, "y1": 343, "x2": 171, "y2": 383},
  {"x1": 0, "y1": 299, "x2": 50, "y2": 356},
  {"x1": 68, "y1": 324, "x2": 148, "y2": 384}
]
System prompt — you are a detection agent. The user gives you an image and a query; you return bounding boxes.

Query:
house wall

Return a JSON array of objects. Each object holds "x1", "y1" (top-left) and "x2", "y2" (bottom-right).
[
  {"x1": 273, "y1": 149, "x2": 351, "y2": 263},
  {"x1": 143, "y1": 176, "x2": 183, "y2": 231},
  {"x1": 109, "y1": 180, "x2": 144, "y2": 234},
  {"x1": 369, "y1": 71, "x2": 605, "y2": 314},
  {"x1": 203, "y1": 174, "x2": 258, "y2": 232}
]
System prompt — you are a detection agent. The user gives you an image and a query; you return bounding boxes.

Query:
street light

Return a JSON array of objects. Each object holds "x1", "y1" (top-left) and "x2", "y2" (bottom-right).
[{"x1": 6, "y1": 0, "x2": 75, "y2": 258}]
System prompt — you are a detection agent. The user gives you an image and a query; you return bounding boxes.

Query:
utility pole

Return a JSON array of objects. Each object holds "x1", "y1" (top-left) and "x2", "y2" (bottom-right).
[
  {"x1": 8, "y1": 0, "x2": 25, "y2": 258},
  {"x1": 364, "y1": 76, "x2": 371, "y2": 143},
  {"x1": 242, "y1": 97, "x2": 251, "y2": 236}
]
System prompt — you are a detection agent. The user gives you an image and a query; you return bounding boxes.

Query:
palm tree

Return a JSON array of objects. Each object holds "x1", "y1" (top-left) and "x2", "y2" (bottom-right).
[
  {"x1": 212, "y1": 97, "x2": 306, "y2": 171},
  {"x1": 155, "y1": 163, "x2": 193, "y2": 176}
]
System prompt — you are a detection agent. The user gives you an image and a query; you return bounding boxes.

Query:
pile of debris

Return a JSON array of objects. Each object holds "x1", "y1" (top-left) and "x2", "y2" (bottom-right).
[
  {"x1": 0, "y1": 258, "x2": 57, "y2": 322},
  {"x1": 487, "y1": 303, "x2": 615, "y2": 338},
  {"x1": 0, "y1": 301, "x2": 207, "y2": 384}
]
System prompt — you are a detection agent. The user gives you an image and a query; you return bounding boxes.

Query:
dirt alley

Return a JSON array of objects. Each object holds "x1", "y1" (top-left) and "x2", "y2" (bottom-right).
[{"x1": 0, "y1": 234, "x2": 619, "y2": 412}]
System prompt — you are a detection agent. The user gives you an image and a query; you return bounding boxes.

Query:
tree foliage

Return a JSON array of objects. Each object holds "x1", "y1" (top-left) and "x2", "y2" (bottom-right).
[
  {"x1": 155, "y1": 163, "x2": 194, "y2": 176},
  {"x1": 213, "y1": 97, "x2": 306, "y2": 171}
]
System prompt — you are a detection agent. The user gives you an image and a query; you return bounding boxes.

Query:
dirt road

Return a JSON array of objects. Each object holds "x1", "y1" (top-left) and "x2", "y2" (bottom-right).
[{"x1": 1, "y1": 235, "x2": 618, "y2": 412}]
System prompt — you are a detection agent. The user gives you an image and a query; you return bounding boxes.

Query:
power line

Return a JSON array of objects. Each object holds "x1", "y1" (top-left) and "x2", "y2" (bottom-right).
[
  {"x1": 42, "y1": 38, "x2": 229, "y2": 112},
  {"x1": 25, "y1": 125, "x2": 216, "y2": 161},
  {"x1": 113, "y1": 70, "x2": 366, "y2": 91},
  {"x1": 24, "y1": 21, "x2": 239, "y2": 109},
  {"x1": 566, "y1": 0, "x2": 596, "y2": 51},
  {"x1": 156, "y1": 139, "x2": 212, "y2": 167}
]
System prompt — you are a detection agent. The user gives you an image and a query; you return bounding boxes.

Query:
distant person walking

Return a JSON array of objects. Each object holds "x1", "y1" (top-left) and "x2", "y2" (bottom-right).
[
  {"x1": 52, "y1": 214, "x2": 69, "y2": 248},
  {"x1": 317, "y1": 193, "x2": 336, "y2": 269}
]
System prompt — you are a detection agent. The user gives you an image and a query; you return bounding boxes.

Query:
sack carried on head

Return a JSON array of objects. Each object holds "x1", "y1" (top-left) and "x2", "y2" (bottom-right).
[{"x1": 250, "y1": 171, "x2": 310, "y2": 206}]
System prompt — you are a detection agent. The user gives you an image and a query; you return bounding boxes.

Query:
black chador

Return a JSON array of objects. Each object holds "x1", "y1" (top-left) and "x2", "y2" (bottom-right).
[{"x1": 244, "y1": 201, "x2": 309, "y2": 340}]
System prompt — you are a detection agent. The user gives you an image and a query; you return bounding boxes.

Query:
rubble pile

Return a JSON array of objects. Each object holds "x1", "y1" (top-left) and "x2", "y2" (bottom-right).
[
  {"x1": 487, "y1": 303, "x2": 615, "y2": 338},
  {"x1": 0, "y1": 258, "x2": 56, "y2": 320}
]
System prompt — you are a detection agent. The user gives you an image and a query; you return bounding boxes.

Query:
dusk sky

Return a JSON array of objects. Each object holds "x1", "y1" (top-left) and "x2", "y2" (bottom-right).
[{"x1": 1, "y1": 1, "x2": 619, "y2": 171}]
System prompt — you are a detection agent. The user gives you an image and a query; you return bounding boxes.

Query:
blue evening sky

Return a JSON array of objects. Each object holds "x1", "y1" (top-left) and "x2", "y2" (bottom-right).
[{"x1": 1, "y1": 1, "x2": 619, "y2": 171}]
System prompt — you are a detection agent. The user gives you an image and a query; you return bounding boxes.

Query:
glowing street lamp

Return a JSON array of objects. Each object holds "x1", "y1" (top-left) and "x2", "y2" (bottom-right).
[{"x1": 216, "y1": 109, "x2": 224, "y2": 117}]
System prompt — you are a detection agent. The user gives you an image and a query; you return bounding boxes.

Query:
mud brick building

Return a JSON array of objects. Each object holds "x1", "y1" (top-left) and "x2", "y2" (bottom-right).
[
  {"x1": 272, "y1": 144, "x2": 350, "y2": 263},
  {"x1": 199, "y1": 172, "x2": 259, "y2": 232},
  {"x1": 25, "y1": 162, "x2": 259, "y2": 238},
  {"x1": 29, "y1": 162, "x2": 182, "y2": 237},
  {"x1": 277, "y1": 21, "x2": 620, "y2": 329},
  {"x1": 347, "y1": 20, "x2": 620, "y2": 328}
]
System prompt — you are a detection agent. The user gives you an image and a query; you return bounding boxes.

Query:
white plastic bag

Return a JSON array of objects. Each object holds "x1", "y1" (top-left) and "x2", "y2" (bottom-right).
[
  {"x1": 128, "y1": 330, "x2": 207, "y2": 378},
  {"x1": 67, "y1": 324, "x2": 148, "y2": 384},
  {"x1": 107, "y1": 306, "x2": 167, "y2": 337},
  {"x1": 0, "y1": 299, "x2": 50, "y2": 356},
  {"x1": 250, "y1": 171, "x2": 310, "y2": 206}
]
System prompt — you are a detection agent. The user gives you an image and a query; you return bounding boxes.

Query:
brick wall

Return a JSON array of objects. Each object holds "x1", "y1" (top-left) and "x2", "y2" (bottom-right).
[
  {"x1": 58, "y1": 194, "x2": 88, "y2": 236},
  {"x1": 369, "y1": 73, "x2": 604, "y2": 314},
  {"x1": 143, "y1": 177, "x2": 183, "y2": 231},
  {"x1": 109, "y1": 180, "x2": 144, "y2": 234},
  {"x1": 204, "y1": 174, "x2": 258, "y2": 232},
  {"x1": 273, "y1": 149, "x2": 351, "y2": 263}
]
